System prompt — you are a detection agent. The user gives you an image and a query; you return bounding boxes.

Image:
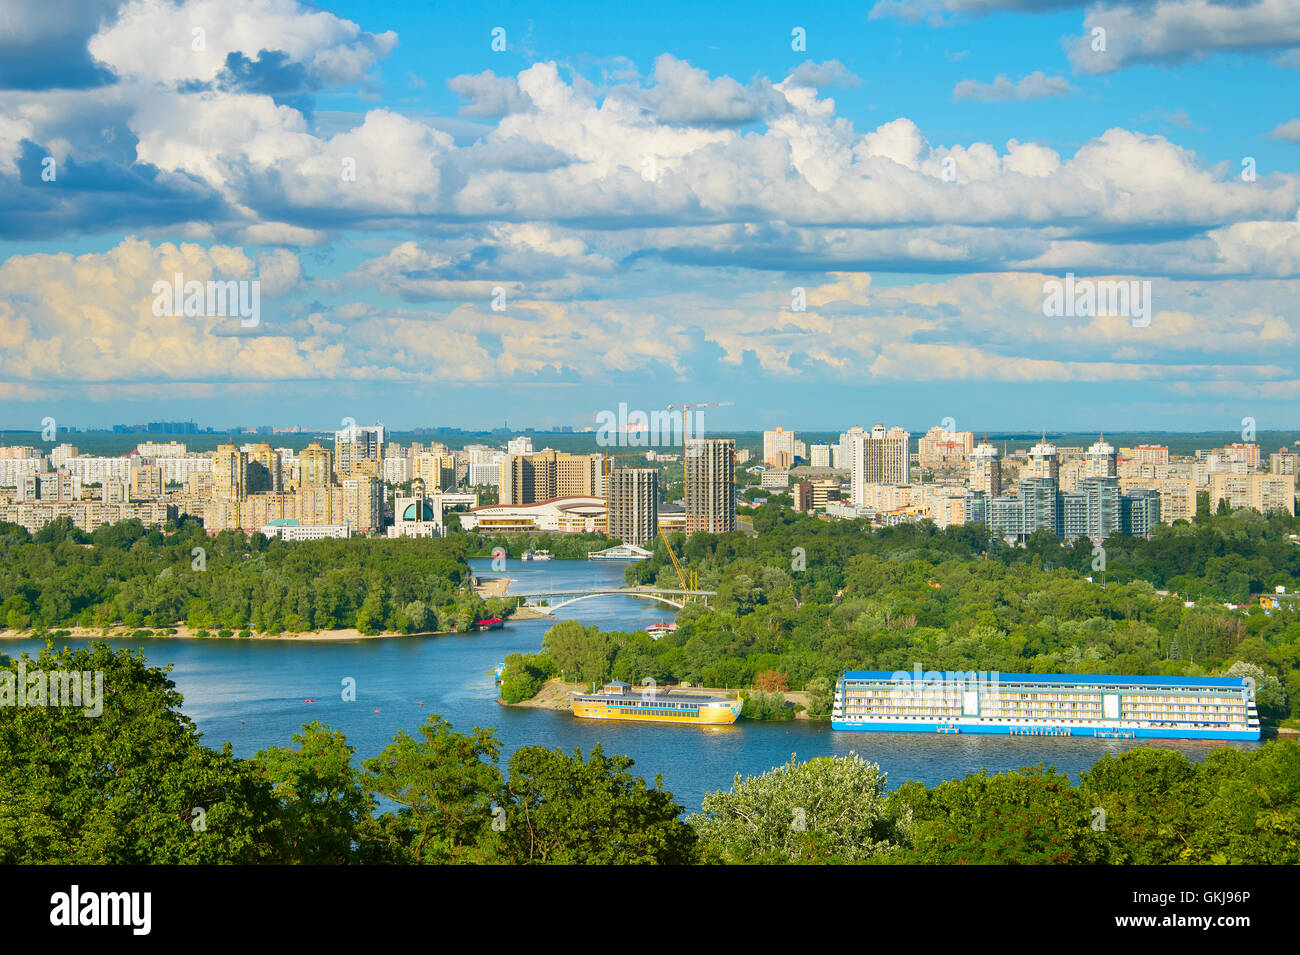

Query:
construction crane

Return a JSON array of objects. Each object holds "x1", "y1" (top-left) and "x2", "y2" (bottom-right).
[
  {"x1": 601, "y1": 451, "x2": 652, "y2": 537},
  {"x1": 659, "y1": 527, "x2": 697, "y2": 594},
  {"x1": 667, "y1": 402, "x2": 733, "y2": 446}
]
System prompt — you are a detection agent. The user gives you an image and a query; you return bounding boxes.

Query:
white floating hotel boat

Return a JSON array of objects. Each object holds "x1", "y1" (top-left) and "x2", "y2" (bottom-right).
[{"x1": 832, "y1": 671, "x2": 1260, "y2": 741}]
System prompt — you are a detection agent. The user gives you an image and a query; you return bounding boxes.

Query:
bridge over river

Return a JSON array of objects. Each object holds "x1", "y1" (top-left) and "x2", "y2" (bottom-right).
[{"x1": 506, "y1": 586, "x2": 716, "y2": 612}]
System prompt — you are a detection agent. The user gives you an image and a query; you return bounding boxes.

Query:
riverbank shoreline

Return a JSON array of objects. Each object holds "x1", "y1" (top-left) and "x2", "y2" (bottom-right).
[
  {"x1": 503, "y1": 678, "x2": 814, "y2": 719},
  {"x1": 0, "y1": 619, "x2": 547, "y2": 643},
  {"x1": 473, "y1": 576, "x2": 513, "y2": 598},
  {"x1": 0, "y1": 624, "x2": 451, "y2": 642},
  {"x1": 503, "y1": 678, "x2": 585, "y2": 710}
]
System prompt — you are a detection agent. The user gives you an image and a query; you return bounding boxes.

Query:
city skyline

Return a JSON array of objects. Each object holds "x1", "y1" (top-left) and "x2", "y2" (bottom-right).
[{"x1": 1, "y1": 1, "x2": 1299, "y2": 430}]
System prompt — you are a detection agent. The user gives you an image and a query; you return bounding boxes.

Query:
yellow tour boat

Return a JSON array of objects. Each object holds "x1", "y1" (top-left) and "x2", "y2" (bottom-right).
[{"x1": 571, "y1": 681, "x2": 743, "y2": 726}]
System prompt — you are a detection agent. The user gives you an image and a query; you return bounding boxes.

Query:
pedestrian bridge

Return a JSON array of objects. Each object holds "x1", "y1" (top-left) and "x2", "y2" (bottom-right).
[{"x1": 508, "y1": 586, "x2": 715, "y2": 612}]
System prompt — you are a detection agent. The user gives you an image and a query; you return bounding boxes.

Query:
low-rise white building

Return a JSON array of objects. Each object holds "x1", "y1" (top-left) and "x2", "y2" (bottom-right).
[
  {"x1": 259, "y1": 520, "x2": 351, "y2": 541},
  {"x1": 457, "y1": 495, "x2": 606, "y2": 533}
]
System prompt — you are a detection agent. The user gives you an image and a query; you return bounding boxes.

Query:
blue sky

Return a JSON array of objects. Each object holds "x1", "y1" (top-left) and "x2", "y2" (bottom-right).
[{"x1": 1, "y1": 0, "x2": 1298, "y2": 434}]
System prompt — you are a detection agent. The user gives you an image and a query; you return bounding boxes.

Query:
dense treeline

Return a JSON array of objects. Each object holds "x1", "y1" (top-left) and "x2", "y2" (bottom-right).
[
  {"x1": 465, "y1": 531, "x2": 616, "y2": 560},
  {"x1": 590, "y1": 506, "x2": 1300, "y2": 719},
  {"x1": 4, "y1": 645, "x2": 1296, "y2": 864},
  {"x1": 0, "y1": 516, "x2": 507, "y2": 636},
  {"x1": 0, "y1": 645, "x2": 695, "y2": 864},
  {"x1": 693, "y1": 744, "x2": 1300, "y2": 864}
]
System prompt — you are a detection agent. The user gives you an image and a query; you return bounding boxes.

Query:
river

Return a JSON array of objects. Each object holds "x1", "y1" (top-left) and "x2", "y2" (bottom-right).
[{"x1": 6, "y1": 557, "x2": 1257, "y2": 812}]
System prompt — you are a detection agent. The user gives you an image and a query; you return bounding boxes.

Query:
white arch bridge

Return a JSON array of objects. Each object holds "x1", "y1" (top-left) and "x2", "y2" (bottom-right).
[{"x1": 509, "y1": 586, "x2": 715, "y2": 613}]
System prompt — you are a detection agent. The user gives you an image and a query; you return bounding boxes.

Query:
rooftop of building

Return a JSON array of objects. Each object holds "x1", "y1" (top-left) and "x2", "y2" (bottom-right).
[{"x1": 842, "y1": 671, "x2": 1248, "y2": 688}]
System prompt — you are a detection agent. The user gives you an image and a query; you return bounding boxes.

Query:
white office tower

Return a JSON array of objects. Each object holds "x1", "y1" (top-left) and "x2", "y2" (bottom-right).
[
  {"x1": 468, "y1": 446, "x2": 506, "y2": 487},
  {"x1": 1026, "y1": 440, "x2": 1060, "y2": 486},
  {"x1": 763, "y1": 427, "x2": 796, "y2": 467},
  {"x1": 849, "y1": 424, "x2": 910, "y2": 507},
  {"x1": 1086, "y1": 437, "x2": 1118, "y2": 478},
  {"x1": 969, "y1": 442, "x2": 1002, "y2": 497},
  {"x1": 838, "y1": 427, "x2": 863, "y2": 477}
]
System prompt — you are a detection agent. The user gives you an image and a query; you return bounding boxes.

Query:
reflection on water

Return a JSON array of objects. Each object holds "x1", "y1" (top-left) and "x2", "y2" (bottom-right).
[{"x1": 6, "y1": 557, "x2": 1258, "y2": 813}]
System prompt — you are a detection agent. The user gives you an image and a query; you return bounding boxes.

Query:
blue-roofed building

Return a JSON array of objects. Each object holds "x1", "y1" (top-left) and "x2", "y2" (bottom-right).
[{"x1": 832, "y1": 669, "x2": 1259, "y2": 740}]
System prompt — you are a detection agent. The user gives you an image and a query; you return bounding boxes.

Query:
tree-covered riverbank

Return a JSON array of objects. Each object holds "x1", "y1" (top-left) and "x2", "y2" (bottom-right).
[
  {"x1": 0, "y1": 517, "x2": 515, "y2": 637},
  {"x1": 3, "y1": 643, "x2": 1295, "y2": 865}
]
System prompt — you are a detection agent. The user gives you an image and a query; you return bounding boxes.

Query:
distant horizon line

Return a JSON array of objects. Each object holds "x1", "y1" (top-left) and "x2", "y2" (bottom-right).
[{"x1": 2, "y1": 426, "x2": 1300, "y2": 439}]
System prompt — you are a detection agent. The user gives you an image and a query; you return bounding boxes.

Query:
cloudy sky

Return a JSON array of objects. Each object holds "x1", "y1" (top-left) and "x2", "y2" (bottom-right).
[{"x1": 1, "y1": 0, "x2": 1298, "y2": 433}]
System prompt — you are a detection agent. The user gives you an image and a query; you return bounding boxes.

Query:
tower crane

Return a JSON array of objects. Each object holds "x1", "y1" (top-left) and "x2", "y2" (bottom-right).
[
  {"x1": 666, "y1": 402, "x2": 734, "y2": 446},
  {"x1": 659, "y1": 527, "x2": 698, "y2": 594}
]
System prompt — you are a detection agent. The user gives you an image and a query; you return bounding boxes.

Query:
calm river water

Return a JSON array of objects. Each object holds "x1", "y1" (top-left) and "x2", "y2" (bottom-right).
[{"x1": 8, "y1": 557, "x2": 1257, "y2": 812}]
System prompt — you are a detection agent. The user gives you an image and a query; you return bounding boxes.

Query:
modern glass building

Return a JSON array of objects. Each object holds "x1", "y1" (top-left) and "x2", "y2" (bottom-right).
[
  {"x1": 832, "y1": 671, "x2": 1259, "y2": 740},
  {"x1": 980, "y1": 478, "x2": 1160, "y2": 544},
  {"x1": 1122, "y1": 488, "x2": 1162, "y2": 539},
  {"x1": 1079, "y1": 476, "x2": 1121, "y2": 542}
]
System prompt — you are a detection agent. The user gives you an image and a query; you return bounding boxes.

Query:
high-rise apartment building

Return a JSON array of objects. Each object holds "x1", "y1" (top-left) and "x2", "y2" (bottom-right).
[
  {"x1": 1123, "y1": 476, "x2": 1196, "y2": 524},
  {"x1": 49, "y1": 444, "x2": 79, "y2": 469},
  {"x1": 246, "y1": 442, "x2": 282, "y2": 493},
  {"x1": 793, "y1": 481, "x2": 814, "y2": 513},
  {"x1": 334, "y1": 423, "x2": 385, "y2": 479},
  {"x1": 989, "y1": 474, "x2": 1153, "y2": 544},
  {"x1": 499, "y1": 451, "x2": 603, "y2": 505},
  {"x1": 607, "y1": 467, "x2": 658, "y2": 545},
  {"x1": 1121, "y1": 489, "x2": 1162, "y2": 538},
  {"x1": 1086, "y1": 438, "x2": 1117, "y2": 478},
  {"x1": 1078, "y1": 476, "x2": 1121, "y2": 542},
  {"x1": 468, "y1": 446, "x2": 506, "y2": 487},
  {"x1": 296, "y1": 442, "x2": 332, "y2": 488},
  {"x1": 849, "y1": 425, "x2": 909, "y2": 507},
  {"x1": 1269, "y1": 447, "x2": 1298, "y2": 476},
  {"x1": 838, "y1": 427, "x2": 863, "y2": 477},
  {"x1": 1209, "y1": 473, "x2": 1295, "y2": 516},
  {"x1": 763, "y1": 427, "x2": 796, "y2": 468},
  {"x1": 413, "y1": 451, "x2": 458, "y2": 491},
  {"x1": 684, "y1": 437, "x2": 735, "y2": 535},
  {"x1": 1131, "y1": 445, "x2": 1170, "y2": 466},
  {"x1": 342, "y1": 476, "x2": 383, "y2": 532},
  {"x1": 1025, "y1": 440, "x2": 1060, "y2": 485},
  {"x1": 918, "y1": 426, "x2": 974, "y2": 470},
  {"x1": 1221, "y1": 443, "x2": 1261, "y2": 470},
  {"x1": 129, "y1": 464, "x2": 164, "y2": 501},
  {"x1": 809, "y1": 443, "x2": 832, "y2": 468},
  {"x1": 969, "y1": 442, "x2": 1002, "y2": 497},
  {"x1": 212, "y1": 444, "x2": 246, "y2": 501}
]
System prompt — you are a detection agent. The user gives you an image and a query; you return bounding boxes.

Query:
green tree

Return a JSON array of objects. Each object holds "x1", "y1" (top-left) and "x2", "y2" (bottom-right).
[
  {"x1": 0, "y1": 643, "x2": 281, "y2": 863},
  {"x1": 355, "y1": 590, "x2": 385, "y2": 634},
  {"x1": 542, "y1": 620, "x2": 605, "y2": 681},
  {"x1": 497, "y1": 745, "x2": 697, "y2": 864},
  {"x1": 692, "y1": 754, "x2": 909, "y2": 863},
  {"x1": 804, "y1": 677, "x2": 835, "y2": 719},
  {"x1": 499, "y1": 653, "x2": 556, "y2": 704},
  {"x1": 361, "y1": 716, "x2": 503, "y2": 864},
  {"x1": 894, "y1": 765, "x2": 1107, "y2": 865},
  {"x1": 254, "y1": 722, "x2": 373, "y2": 864}
]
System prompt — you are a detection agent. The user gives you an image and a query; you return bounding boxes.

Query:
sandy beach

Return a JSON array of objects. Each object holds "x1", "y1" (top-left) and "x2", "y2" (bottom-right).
[{"x1": 474, "y1": 575, "x2": 513, "y2": 598}]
